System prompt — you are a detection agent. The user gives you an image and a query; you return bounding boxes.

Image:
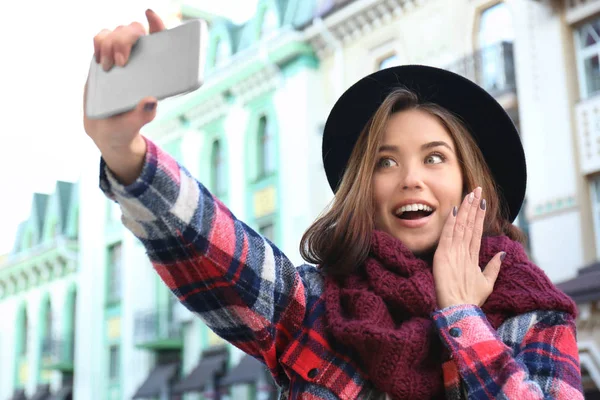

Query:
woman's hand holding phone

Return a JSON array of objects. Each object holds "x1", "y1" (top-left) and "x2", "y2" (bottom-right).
[{"x1": 83, "y1": 9, "x2": 166, "y2": 185}]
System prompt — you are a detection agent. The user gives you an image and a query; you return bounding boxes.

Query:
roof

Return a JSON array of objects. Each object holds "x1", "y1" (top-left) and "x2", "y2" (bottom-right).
[
  {"x1": 556, "y1": 262, "x2": 600, "y2": 304},
  {"x1": 209, "y1": 0, "x2": 359, "y2": 57}
]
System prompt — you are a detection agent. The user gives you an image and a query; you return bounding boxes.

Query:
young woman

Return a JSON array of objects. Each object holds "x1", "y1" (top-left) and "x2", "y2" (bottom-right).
[{"x1": 84, "y1": 10, "x2": 584, "y2": 399}]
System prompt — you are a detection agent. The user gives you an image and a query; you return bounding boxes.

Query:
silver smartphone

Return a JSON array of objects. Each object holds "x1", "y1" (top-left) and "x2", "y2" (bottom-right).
[{"x1": 85, "y1": 19, "x2": 208, "y2": 119}]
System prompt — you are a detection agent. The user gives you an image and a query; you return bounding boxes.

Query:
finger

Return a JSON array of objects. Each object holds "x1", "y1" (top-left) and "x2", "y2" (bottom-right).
[
  {"x1": 438, "y1": 206, "x2": 457, "y2": 248},
  {"x1": 100, "y1": 33, "x2": 116, "y2": 71},
  {"x1": 112, "y1": 23, "x2": 147, "y2": 67},
  {"x1": 93, "y1": 29, "x2": 111, "y2": 63},
  {"x1": 482, "y1": 252, "x2": 505, "y2": 285},
  {"x1": 452, "y1": 190, "x2": 473, "y2": 244},
  {"x1": 462, "y1": 187, "x2": 481, "y2": 249},
  {"x1": 470, "y1": 191, "x2": 486, "y2": 258},
  {"x1": 146, "y1": 9, "x2": 166, "y2": 34},
  {"x1": 112, "y1": 96, "x2": 158, "y2": 130}
]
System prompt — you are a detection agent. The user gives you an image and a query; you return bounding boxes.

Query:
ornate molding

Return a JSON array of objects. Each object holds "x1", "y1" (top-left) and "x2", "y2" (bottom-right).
[
  {"x1": 183, "y1": 93, "x2": 230, "y2": 128},
  {"x1": 527, "y1": 195, "x2": 578, "y2": 221},
  {"x1": 305, "y1": 0, "x2": 423, "y2": 59},
  {"x1": 0, "y1": 238, "x2": 78, "y2": 299},
  {"x1": 229, "y1": 64, "x2": 283, "y2": 105}
]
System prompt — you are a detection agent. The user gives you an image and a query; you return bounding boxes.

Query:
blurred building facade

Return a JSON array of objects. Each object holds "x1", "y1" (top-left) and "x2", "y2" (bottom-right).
[
  {"x1": 3, "y1": 0, "x2": 600, "y2": 399},
  {"x1": 0, "y1": 182, "x2": 79, "y2": 400}
]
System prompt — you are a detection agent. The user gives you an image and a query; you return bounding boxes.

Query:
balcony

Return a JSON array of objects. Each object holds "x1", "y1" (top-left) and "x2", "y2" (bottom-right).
[
  {"x1": 575, "y1": 95, "x2": 600, "y2": 175},
  {"x1": 41, "y1": 337, "x2": 74, "y2": 372},
  {"x1": 565, "y1": 0, "x2": 600, "y2": 24},
  {"x1": 445, "y1": 41, "x2": 517, "y2": 100},
  {"x1": 134, "y1": 310, "x2": 183, "y2": 350}
]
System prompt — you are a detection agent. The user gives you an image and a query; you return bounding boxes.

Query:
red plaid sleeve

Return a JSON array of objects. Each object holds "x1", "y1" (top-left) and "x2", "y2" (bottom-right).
[
  {"x1": 99, "y1": 136, "x2": 307, "y2": 383},
  {"x1": 432, "y1": 304, "x2": 584, "y2": 399}
]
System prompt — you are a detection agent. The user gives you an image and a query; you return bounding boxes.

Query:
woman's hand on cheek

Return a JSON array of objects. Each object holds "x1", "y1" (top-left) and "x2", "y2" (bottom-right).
[{"x1": 433, "y1": 187, "x2": 506, "y2": 309}]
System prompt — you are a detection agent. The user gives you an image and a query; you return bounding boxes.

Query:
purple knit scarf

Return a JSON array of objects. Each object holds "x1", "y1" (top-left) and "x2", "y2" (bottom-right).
[{"x1": 324, "y1": 230, "x2": 577, "y2": 399}]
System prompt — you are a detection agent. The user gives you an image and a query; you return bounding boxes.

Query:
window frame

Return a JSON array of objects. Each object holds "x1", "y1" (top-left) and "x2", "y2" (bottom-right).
[{"x1": 575, "y1": 18, "x2": 600, "y2": 99}]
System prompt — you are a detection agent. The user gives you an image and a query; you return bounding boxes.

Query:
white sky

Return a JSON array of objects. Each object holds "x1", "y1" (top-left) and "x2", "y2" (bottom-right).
[{"x1": 0, "y1": 0, "x2": 257, "y2": 254}]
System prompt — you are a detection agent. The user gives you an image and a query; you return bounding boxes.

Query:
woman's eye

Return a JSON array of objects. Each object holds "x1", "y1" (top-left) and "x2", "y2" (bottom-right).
[
  {"x1": 425, "y1": 154, "x2": 444, "y2": 164},
  {"x1": 378, "y1": 157, "x2": 398, "y2": 168}
]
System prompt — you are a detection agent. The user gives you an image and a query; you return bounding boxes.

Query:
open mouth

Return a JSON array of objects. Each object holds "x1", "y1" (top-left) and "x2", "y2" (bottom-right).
[{"x1": 394, "y1": 204, "x2": 435, "y2": 220}]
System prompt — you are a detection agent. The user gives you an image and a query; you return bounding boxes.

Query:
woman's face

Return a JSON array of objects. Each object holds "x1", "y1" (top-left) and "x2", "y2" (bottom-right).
[{"x1": 372, "y1": 109, "x2": 464, "y2": 255}]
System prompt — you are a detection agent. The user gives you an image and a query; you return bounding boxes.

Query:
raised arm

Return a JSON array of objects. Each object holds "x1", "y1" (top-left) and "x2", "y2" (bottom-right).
[{"x1": 84, "y1": 11, "x2": 308, "y2": 385}]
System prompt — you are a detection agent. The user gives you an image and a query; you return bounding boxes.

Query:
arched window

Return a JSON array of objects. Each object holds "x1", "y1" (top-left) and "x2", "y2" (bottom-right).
[
  {"x1": 211, "y1": 139, "x2": 226, "y2": 197},
  {"x1": 477, "y1": 2, "x2": 514, "y2": 91},
  {"x1": 22, "y1": 310, "x2": 28, "y2": 356},
  {"x1": 257, "y1": 116, "x2": 276, "y2": 178},
  {"x1": 478, "y1": 2, "x2": 514, "y2": 48},
  {"x1": 45, "y1": 299, "x2": 53, "y2": 341}
]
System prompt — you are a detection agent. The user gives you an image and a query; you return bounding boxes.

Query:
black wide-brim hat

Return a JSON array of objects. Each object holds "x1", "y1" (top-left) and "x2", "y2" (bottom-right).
[{"x1": 322, "y1": 64, "x2": 526, "y2": 222}]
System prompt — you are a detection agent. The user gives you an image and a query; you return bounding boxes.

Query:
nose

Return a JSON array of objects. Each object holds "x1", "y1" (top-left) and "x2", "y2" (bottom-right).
[{"x1": 399, "y1": 163, "x2": 423, "y2": 191}]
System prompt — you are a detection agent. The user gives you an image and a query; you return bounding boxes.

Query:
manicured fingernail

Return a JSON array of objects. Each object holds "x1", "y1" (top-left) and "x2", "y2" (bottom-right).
[
  {"x1": 101, "y1": 56, "x2": 110, "y2": 71},
  {"x1": 115, "y1": 53, "x2": 125, "y2": 67},
  {"x1": 144, "y1": 102, "x2": 156, "y2": 112},
  {"x1": 500, "y1": 252, "x2": 506, "y2": 261},
  {"x1": 468, "y1": 192, "x2": 474, "y2": 204},
  {"x1": 475, "y1": 187, "x2": 482, "y2": 198},
  {"x1": 452, "y1": 206, "x2": 457, "y2": 217},
  {"x1": 480, "y1": 199, "x2": 486, "y2": 210}
]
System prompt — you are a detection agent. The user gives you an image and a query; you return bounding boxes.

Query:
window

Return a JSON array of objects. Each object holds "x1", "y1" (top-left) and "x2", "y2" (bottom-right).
[
  {"x1": 257, "y1": 116, "x2": 276, "y2": 178},
  {"x1": 259, "y1": 222, "x2": 275, "y2": 242},
  {"x1": 514, "y1": 198, "x2": 531, "y2": 254},
  {"x1": 477, "y1": 2, "x2": 514, "y2": 91},
  {"x1": 590, "y1": 176, "x2": 600, "y2": 256},
  {"x1": 576, "y1": 18, "x2": 600, "y2": 98},
  {"x1": 478, "y1": 3, "x2": 514, "y2": 48},
  {"x1": 108, "y1": 345, "x2": 120, "y2": 381},
  {"x1": 22, "y1": 311, "x2": 29, "y2": 356},
  {"x1": 211, "y1": 139, "x2": 226, "y2": 197},
  {"x1": 70, "y1": 291, "x2": 77, "y2": 358},
  {"x1": 107, "y1": 243, "x2": 122, "y2": 304},
  {"x1": 44, "y1": 300, "x2": 53, "y2": 349},
  {"x1": 378, "y1": 54, "x2": 399, "y2": 70}
]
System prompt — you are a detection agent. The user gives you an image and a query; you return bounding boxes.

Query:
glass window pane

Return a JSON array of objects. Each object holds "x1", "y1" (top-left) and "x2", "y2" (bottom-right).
[
  {"x1": 211, "y1": 140, "x2": 226, "y2": 196},
  {"x1": 478, "y1": 2, "x2": 514, "y2": 48},
  {"x1": 265, "y1": 119, "x2": 276, "y2": 174},
  {"x1": 22, "y1": 312, "x2": 28, "y2": 355},
  {"x1": 108, "y1": 243, "x2": 122, "y2": 302},
  {"x1": 109, "y1": 345, "x2": 120, "y2": 381},
  {"x1": 584, "y1": 55, "x2": 600, "y2": 96},
  {"x1": 584, "y1": 28, "x2": 597, "y2": 47},
  {"x1": 258, "y1": 116, "x2": 276, "y2": 178}
]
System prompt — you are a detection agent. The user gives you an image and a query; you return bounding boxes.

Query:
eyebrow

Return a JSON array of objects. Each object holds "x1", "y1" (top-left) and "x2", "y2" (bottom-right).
[{"x1": 378, "y1": 141, "x2": 453, "y2": 153}]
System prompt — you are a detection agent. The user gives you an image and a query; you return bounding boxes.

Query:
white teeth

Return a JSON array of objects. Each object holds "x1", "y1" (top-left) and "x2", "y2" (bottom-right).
[{"x1": 395, "y1": 203, "x2": 434, "y2": 216}]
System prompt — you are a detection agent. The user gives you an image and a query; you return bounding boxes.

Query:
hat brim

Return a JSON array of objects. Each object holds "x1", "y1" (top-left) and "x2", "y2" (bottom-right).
[{"x1": 322, "y1": 64, "x2": 526, "y2": 223}]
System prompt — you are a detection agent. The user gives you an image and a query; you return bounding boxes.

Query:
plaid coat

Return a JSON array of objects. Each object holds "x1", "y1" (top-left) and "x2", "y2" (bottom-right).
[{"x1": 100, "y1": 137, "x2": 584, "y2": 399}]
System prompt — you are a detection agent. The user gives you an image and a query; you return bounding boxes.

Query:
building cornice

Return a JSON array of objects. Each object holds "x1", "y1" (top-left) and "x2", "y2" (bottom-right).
[
  {"x1": 147, "y1": 0, "x2": 427, "y2": 138},
  {"x1": 304, "y1": 0, "x2": 422, "y2": 58}
]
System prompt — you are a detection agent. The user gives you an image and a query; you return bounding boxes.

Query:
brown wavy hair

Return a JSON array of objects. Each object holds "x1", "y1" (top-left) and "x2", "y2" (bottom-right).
[{"x1": 300, "y1": 88, "x2": 525, "y2": 277}]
